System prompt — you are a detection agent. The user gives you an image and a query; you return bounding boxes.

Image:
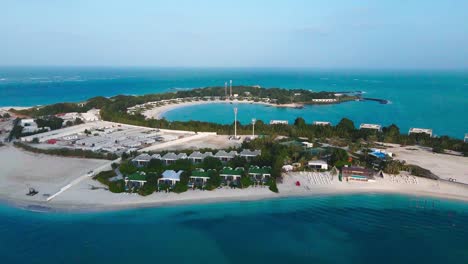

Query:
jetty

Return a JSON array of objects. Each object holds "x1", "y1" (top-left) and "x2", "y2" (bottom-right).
[
  {"x1": 409, "y1": 128, "x2": 433, "y2": 137},
  {"x1": 359, "y1": 123, "x2": 382, "y2": 132},
  {"x1": 360, "y1": 97, "x2": 390, "y2": 104}
]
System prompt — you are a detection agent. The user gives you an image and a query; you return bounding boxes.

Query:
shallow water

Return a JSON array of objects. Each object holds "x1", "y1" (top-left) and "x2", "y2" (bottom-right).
[{"x1": 1, "y1": 194, "x2": 468, "y2": 264}]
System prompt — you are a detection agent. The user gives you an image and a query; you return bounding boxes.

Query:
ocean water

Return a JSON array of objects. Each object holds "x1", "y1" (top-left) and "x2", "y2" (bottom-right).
[
  {"x1": 1, "y1": 194, "x2": 468, "y2": 264},
  {"x1": 0, "y1": 67, "x2": 467, "y2": 138}
]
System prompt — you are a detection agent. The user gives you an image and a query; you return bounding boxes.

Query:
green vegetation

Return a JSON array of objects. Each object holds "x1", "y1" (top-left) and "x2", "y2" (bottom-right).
[
  {"x1": 93, "y1": 170, "x2": 125, "y2": 193},
  {"x1": 13, "y1": 142, "x2": 118, "y2": 160}
]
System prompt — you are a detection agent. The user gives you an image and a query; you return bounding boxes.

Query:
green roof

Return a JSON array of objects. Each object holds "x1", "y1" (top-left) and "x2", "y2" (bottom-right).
[
  {"x1": 249, "y1": 166, "x2": 271, "y2": 175},
  {"x1": 220, "y1": 168, "x2": 244, "y2": 176},
  {"x1": 191, "y1": 170, "x2": 211, "y2": 178},
  {"x1": 127, "y1": 172, "x2": 147, "y2": 181}
]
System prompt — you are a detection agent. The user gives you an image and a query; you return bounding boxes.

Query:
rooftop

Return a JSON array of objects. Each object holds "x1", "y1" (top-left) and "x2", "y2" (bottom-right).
[
  {"x1": 127, "y1": 172, "x2": 147, "y2": 182},
  {"x1": 248, "y1": 166, "x2": 271, "y2": 175},
  {"x1": 161, "y1": 170, "x2": 183, "y2": 180},
  {"x1": 220, "y1": 167, "x2": 244, "y2": 176}
]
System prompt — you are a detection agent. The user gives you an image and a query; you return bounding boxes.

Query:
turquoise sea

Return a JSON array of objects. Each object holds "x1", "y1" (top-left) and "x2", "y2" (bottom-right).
[
  {"x1": 1, "y1": 194, "x2": 468, "y2": 264},
  {"x1": 0, "y1": 67, "x2": 467, "y2": 138}
]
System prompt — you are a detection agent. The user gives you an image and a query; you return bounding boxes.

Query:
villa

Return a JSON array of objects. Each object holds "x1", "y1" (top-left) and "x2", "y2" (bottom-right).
[
  {"x1": 188, "y1": 151, "x2": 213, "y2": 163},
  {"x1": 132, "y1": 153, "x2": 152, "y2": 167},
  {"x1": 189, "y1": 169, "x2": 213, "y2": 187},
  {"x1": 308, "y1": 160, "x2": 328, "y2": 170},
  {"x1": 409, "y1": 128, "x2": 433, "y2": 137},
  {"x1": 161, "y1": 152, "x2": 187, "y2": 165},
  {"x1": 220, "y1": 167, "x2": 244, "y2": 185},
  {"x1": 359, "y1": 123, "x2": 382, "y2": 132},
  {"x1": 239, "y1": 149, "x2": 261, "y2": 160},
  {"x1": 313, "y1": 121, "x2": 331, "y2": 126},
  {"x1": 214, "y1": 150, "x2": 238, "y2": 162},
  {"x1": 125, "y1": 171, "x2": 147, "y2": 188},
  {"x1": 341, "y1": 166, "x2": 375, "y2": 182},
  {"x1": 248, "y1": 166, "x2": 271, "y2": 182},
  {"x1": 270, "y1": 120, "x2": 288, "y2": 125},
  {"x1": 158, "y1": 170, "x2": 183, "y2": 188}
]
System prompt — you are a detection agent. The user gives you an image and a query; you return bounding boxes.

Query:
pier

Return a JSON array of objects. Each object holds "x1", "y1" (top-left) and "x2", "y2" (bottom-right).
[
  {"x1": 409, "y1": 128, "x2": 433, "y2": 137},
  {"x1": 360, "y1": 123, "x2": 382, "y2": 132}
]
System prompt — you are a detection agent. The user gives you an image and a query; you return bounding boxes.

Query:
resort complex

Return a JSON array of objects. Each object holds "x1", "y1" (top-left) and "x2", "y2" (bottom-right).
[{"x1": 0, "y1": 85, "x2": 466, "y2": 209}]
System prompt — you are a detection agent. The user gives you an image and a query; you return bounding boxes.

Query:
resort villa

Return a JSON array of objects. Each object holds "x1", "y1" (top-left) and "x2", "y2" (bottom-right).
[
  {"x1": 220, "y1": 167, "x2": 244, "y2": 185},
  {"x1": 189, "y1": 169, "x2": 214, "y2": 188},
  {"x1": 125, "y1": 171, "x2": 147, "y2": 188},
  {"x1": 248, "y1": 166, "x2": 272, "y2": 183},
  {"x1": 161, "y1": 152, "x2": 187, "y2": 165},
  {"x1": 409, "y1": 128, "x2": 433, "y2": 137},
  {"x1": 239, "y1": 149, "x2": 261, "y2": 160},
  {"x1": 270, "y1": 120, "x2": 289, "y2": 125},
  {"x1": 132, "y1": 153, "x2": 162, "y2": 167},
  {"x1": 359, "y1": 123, "x2": 382, "y2": 132},
  {"x1": 313, "y1": 121, "x2": 331, "y2": 126},
  {"x1": 308, "y1": 160, "x2": 329, "y2": 170},
  {"x1": 158, "y1": 170, "x2": 183, "y2": 187},
  {"x1": 188, "y1": 151, "x2": 213, "y2": 163},
  {"x1": 214, "y1": 150, "x2": 238, "y2": 162},
  {"x1": 341, "y1": 166, "x2": 375, "y2": 182}
]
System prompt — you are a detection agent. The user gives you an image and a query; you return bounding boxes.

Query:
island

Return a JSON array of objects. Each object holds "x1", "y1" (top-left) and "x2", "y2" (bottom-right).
[{"x1": 0, "y1": 85, "x2": 467, "y2": 211}]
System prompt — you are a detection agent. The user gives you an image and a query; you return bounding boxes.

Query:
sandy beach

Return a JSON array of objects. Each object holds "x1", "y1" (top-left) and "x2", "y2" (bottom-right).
[
  {"x1": 142, "y1": 100, "x2": 302, "y2": 119},
  {"x1": 1, "y1": 143, "x2": 468, "y2": 212}
]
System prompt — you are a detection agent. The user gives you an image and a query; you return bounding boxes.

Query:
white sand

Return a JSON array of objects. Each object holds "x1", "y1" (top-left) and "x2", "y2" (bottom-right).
[
  {"x1": 0, "y1": 145, "x2": 108, "y2": 204},
  {"x1": 46, "y1": 170, "x2": 468, "y2": 212},
  {"x1": 383, "y1": 144, "x2": 468, "y2": 184},
  {"x1": 142, "y1": 100, "x2": 301, "y2": 119}
]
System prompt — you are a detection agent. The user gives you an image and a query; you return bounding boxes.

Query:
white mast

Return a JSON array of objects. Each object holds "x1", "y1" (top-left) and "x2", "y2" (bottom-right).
[
  {"x1": 229, "y1": 80, "x2": 232, "y2": 97},
  {"x1": 252, "y1": 118, "x2": 256, "y2": 137},
  {"x1": 234, "y1": 107, "x2": 238, "y2": 138}
]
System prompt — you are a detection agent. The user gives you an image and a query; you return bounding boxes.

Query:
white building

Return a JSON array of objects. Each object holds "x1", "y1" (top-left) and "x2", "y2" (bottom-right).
[
  {"x1": 308, "y1": 160, "x2": 329, "y2": 170},
  {"x1": 214, "y1": 150, "x2": 238, "y2": 162},
  {"x1": 359, "y1": 123, "x2": 382, "y2": 132},
  {"x1": 313, "y1": 121, "x2": 331, "y2": 126},
  {"x1": 409, "y1": 128, "x2": 433, "y2": 137},
  {"x1": 239, "y1": 149, "x2": 261, "y2": 160},
  {"x1": 159, "y1": 170, "x2": 183, "y2": 187},
  {"x1": 270, "y1": 120, "x2": 289, "y2": 125},
  {"x1": 312, "y1": 98, "x2": 337, "y2": 103}
]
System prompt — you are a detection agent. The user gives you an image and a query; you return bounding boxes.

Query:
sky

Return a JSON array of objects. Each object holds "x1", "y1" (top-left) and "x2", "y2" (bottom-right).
[{"x1": 1, "y1": 0, "x2": 468, "y2": 69}]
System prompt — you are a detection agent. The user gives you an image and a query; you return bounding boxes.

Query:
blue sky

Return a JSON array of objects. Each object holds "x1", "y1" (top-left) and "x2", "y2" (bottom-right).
[{"x1": 2, "y1": 0, "x2": 468, "y2": 69}]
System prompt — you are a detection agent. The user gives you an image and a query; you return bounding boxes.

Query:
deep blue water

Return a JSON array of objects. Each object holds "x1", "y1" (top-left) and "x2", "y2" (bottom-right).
[
  {"x1": 0, "y1": 67, "x2": 467, "y2": 138},
  {"x1": 1, "y1": 194, "x2": 468, "y2": 264}
]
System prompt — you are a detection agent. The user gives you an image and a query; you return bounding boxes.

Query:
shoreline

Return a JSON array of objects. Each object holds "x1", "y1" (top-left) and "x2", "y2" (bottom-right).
[
  {"x1": 3, "y1": 179, "x2": 468, "y2": 214},
  {"x1": 141, "y1": 99, "x2": 304, "y2": 119}
]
